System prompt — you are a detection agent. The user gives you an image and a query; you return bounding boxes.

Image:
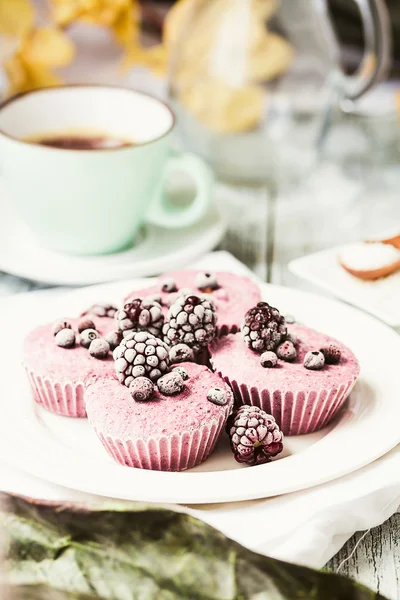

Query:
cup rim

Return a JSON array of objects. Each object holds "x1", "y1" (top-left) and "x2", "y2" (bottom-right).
[{"x1": 0, "y1": 84, "x2": 176, "y2": 152}]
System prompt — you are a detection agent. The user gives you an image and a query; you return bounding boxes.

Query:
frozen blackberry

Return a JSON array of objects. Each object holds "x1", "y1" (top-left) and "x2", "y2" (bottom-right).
[
  {"x1": 195, "y1": 272, "x2": 219, "y2": 292},
  {"x1": 320, "y1": 344, "x2": 341, "y2": 364},
  {"x1": 304, "y1": 350, "x2": 325, "y2": 370},
  {"x1": 169, "y1": 343, "x2": 195, "y2": 364},
  {"x1": 52, "y1": 320, "x2": 72, "y2": 336},
  {"x1": 227, "y1": 405, "x2": 283, "y2": 466},
  {"x1": 242, "y1": 302, "x2": 286, "y2": 353},
  {"x1": 276, "y1": 340, "x2": 297, "y2": 362},
  {"x1": 129, "y1": 377, "x2": 154, "y2": 402},
  {"x1": 162, "y1": 294, "x2": 217, "y2": 354},
  {"x1": 82, "y1": 303, "x2": 117, "y2": 318},
  {"x1": 113, "y1": 331, "x2": 170, "y2": 387},
  {"x1": 115, "y1": 298, "x2": 164, "y2": 338}
]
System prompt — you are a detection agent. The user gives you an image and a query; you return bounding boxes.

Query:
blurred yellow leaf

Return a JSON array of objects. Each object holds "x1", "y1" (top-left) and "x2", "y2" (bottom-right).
[
  {"x1": 122, "y1": 44, "x2": 168, "y2": 76},
  {"x1": 0, "y1": 0, "x2": 35, "y2": 37},
  {"x1": 4, "y1": 27, "x2": 75, "y2": 95}
]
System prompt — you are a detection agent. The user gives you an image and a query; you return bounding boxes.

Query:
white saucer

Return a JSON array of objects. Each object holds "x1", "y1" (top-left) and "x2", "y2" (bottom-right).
[
  {"x1": 0, "y1": 279, "x2": 399, "y2": 504},
  {"x1": 0, "y1": 184, "x2": 225, "y2": 286}
]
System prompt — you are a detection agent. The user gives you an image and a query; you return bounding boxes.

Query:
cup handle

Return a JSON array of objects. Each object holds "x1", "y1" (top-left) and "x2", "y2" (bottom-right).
[{"x1": 146, "y1": 152, "x2": 213, "y2": 229}]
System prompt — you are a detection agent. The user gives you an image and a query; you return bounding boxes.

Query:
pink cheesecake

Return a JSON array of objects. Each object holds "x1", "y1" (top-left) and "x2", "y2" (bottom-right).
[
  {"x1": 210, "y1": 324, "x2": 360, "y2": 435},
  {"x1": 85, "y1": 362, "x2": 233, "y2": 471},
  {"x1": 124, "y1": 270, "x2": 261, "y2": 336},
  {"x1": 23, "y1": 316, "x2": 116, "y2": 418}
]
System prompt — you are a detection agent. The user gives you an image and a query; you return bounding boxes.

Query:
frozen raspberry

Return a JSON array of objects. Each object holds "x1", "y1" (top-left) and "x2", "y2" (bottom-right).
[
  {"x1": 162, "y1": 294, "x2": 217, "y2": 354},
  {"x1": 276, "y1": 340, "x2": 297, "y2": 362},
  {"x1": 161, "y1": 278, "x2": 177, "y2": 293},
  {"x1": 260, "y1": 351, "x2": 278, "y2": 368},
  {"x1": 129, "y1": 377, "x2": 154, "y2": 402},
  {"x1": 242, "y1": 302, "x2": 286, "y2": 353},
  {"x1": 113, "y1": 331, "x2": 170, "y2": 386},
  {"x1": 89, "y1": 338, "x2": 110, "y2": 359},
  {"x1": 227, "y1": 405, "x2": 283, "y2": 466},
  {"x1": 207, "y1": 387, "x2": 229, "y2": 406},
  {"x1": 52, "y1": 320, "x2": 72, "y2": 336},
  {"x1": 320, "y1": 344, "x2": 341, "y2": 364},
  {"x1": 55, "y1": 329, "x2": 75, "y2": 348},
  {"x1": 195, "y1": 272, "x2": 219, "y2": 292},
  {"x1": 115, "y1": 298, "x2": 164, "y2": 338},
  {"x1": 82, "y1": 303, "x2": 117, "y2": 318},
  {"x1": 80, "y1": 328, "x2": 99, "y2": 348},
  {"x1": 303, "y1": 350, "x2": 325, "y2": 370},
  {"x1": 157, "y1": 371, "x2": 185, "y2": 396},
  {"x1": 78, "y1": 318, "x2": 95, "y2": 333}
]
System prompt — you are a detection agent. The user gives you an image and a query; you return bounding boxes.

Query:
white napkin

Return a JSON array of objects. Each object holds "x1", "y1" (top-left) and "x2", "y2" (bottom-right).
[{"x1": 2, "y1": 251, "x2": 400, "y2": 569}]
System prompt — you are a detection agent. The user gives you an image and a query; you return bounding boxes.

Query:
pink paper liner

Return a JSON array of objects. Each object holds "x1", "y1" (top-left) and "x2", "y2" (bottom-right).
[
  {"x1": 210, "y1": 361, "x2": 358, "y2": 435},
  {"x1": 94, "y1": 413, "x2": 228, "y2": 471},
  {"x1": 25, "y1": 368, "x2": 86, "y2": 418}
]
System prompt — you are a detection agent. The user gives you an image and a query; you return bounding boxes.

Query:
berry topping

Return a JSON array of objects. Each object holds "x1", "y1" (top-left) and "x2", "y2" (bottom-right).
[
  {"x1": 83, "y1": 303, "x2": 117, "y2": 318},
  {"x1": 172, "y1": 366, "x2": 189, "y2": 380},
  {"x1": 161, "y1": 278, "x2": 177, "y2": 293},
  {"x1": 207, "y1": 387, "x2": 228, "y2": 406},
  {"x1": 285, "y1": 332, "x2": 298, "y2": 345},
  {"x1": 104, "y1": 330, "x2": 122, "y2": 350},
  {"x1": 320, "y1": 344, "x2": 341, "y2": 364},
  {"x1": 157, "y1": 371, "x2": 185, "y2": 396},
  {"x1": 55, "y1": 328, "x2": 75, "y2": 348},
  {"x1": 115, "y1": 298, "x2": 164, "y2": 338},
  {"x1": 195, "y1": 272, "x2": 219, "y2": 292},
  {"x1": 242, "y1": 302, "x2": 286, "y2": 353},
  {"x1": 260, "y1": 351, "x2": 278, "y2": 368},
  {"x1": 227, "y1": 405, "x2": 283, "y2": 466},
  {"x1": 78, "y1": 318, "x2": 96, "y2": 333},
  {"x1": 303, "y1": 350, "x2": 325, "y2": 370},
  {"x1": 276, "y1": 340, "x2": 297, "y2": 362},
  {"x1": 169, "y1": 343, "x2": 195, "y2": 364},
  {"x1": 162, "y1": 294, "x2": 217, "y2": 353},
  {"x1": 129, "y1": 377, "x2": 154, "y2": 402},
  {"x1": 113, "y1": 331, "x2": 170, "y2": 386},
  {"x1": 285, "y1": 314, "x2": 296, "y2": 324},
  {"x1": 89, "y1": 338, "x2": 110, "y2": 359},
  {"x1": 52, "y1": 320, "x2": 72, "y2": 336},
  {"x1": 80, "y1": 328, "x2": 99, "y2": 348}
]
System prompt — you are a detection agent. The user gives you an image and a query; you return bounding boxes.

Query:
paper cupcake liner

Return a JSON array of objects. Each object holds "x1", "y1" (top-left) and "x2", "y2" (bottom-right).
[
  {"x1": 25, "y1": 368, "x2": 86, "y2": 418},
  {"x1": 95, "y1": 414, "x2": 227, "y2": 471},
  {"x1": 211, "y1": 364, "x2": 357, "y2": 435},
  {"x1": 217, "y1": 324, "x2": 239, "y2": 337}
]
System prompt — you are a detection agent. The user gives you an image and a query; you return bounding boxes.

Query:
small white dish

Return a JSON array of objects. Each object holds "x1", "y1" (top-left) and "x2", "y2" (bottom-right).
[
  {"x1": 289, "y1": 245, "x2": 400, "y2": 327},
  {"x1": 0, "y1": 183, "x2": 225, "y2": 286},
  {"x1": 0, "y1": 279, "x2": 399, "y2": 504}
]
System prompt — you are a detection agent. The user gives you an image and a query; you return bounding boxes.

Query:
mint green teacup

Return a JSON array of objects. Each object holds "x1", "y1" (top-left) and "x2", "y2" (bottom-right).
[{"x1": 0, "y1": 85, "x2": 213, "y2": 255}]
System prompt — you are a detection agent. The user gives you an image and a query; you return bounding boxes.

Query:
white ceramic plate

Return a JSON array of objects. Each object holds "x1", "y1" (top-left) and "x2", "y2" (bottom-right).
[
  {"x1": 0, "y1": 279, "x2": 399, "y2": 504},
  {"x1": 289, "y1": 246, "x2": 400, "y2": 327},
  {"x1": 0, "y1": 183, "x2": 225, "y2": 286}
]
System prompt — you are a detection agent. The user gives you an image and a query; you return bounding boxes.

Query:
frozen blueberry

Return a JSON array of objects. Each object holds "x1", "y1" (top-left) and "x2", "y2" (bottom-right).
[
  {"x1": 276, "y1": 340, "x2": 297, "y2": 362},
  {"x1": 157, "y1": 371, "x2": 184, "y2": 396},
  {"x1": 169, "y1": 343, "x2": 195, "y2": 364},
  {"x1": 195, "y1": 272, "x2": 219, "y2": 291},
  {"x1": 80, "y1": 328, "x2": 99, "y2": 348},
  {"x1": 260, "y1": 351, "x2": 278, "y2": 368},
  {"x1": 78, "y1": 318, "x2": 96, "y2": 333},
  {"x1": 285, "y1": 314, "x2": 296, "y2": 324},
  {"x1": 52, "y1": 320, "x2": 72, "y2": 336},
  {"x1": 304, "y1": 350, "x2": 325, "y2": 370},
  {"x1": 161, "y1": 278, "x2": 177, "y2": 293},
  {"x1": 104, "y1": 330, "x2": 122, "y2": 350},
  {"x1": 89, "y1": 338, "x2": 110, "y2": 359},
  {"x1": 320, "y1": 344, "x2": 341, "y2": 365},
  {"x1": 129, "y1": 377, "x2": 154, "y2": 402},
  {"x1": 55, "y1": 328, "x2": 75, "y2": 348},
  {"x1": 285, "y1": 332, "x2": 298, "y2": 345},
  {"x1": 207, "y1": 387, "x2": 228, "y2": 406},
  {"x1": 172, "y1": 366, "x2": 189, "y2": 380}
]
